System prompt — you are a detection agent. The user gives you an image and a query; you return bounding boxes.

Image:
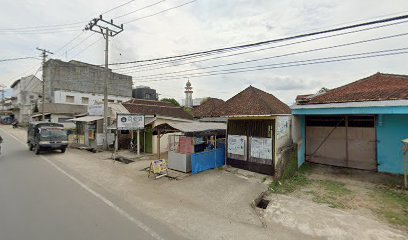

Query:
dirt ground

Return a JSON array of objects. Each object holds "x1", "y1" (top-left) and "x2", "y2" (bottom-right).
[
  {"x1": 6, "y1": 124, "x2": 408, "y2": 239},
  {"x1": 264, "y1": 163, "x2": 408, "y2": 240},
  {"x1": 4, "y1": 125, "x2": 313, "y2": 240}
]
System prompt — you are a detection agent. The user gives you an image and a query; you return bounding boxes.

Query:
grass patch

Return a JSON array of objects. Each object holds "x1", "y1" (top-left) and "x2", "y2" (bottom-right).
[
  {"x1": 371, "y1": 186, "x2": 408, "y2": 227},
  {"x1": 269, "y1": 173, "x2": 311, "y2": 194},
  {"x1": 309, "y1": 180, "x2": 353, "y2": 209}
]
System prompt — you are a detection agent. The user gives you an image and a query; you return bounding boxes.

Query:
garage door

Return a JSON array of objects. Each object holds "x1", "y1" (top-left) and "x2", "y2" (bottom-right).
[{"x1": 306, "y1": 115, "x2": 377, "y2": 171}]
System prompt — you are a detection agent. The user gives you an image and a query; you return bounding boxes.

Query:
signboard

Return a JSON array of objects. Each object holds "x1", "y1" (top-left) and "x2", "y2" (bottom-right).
[
  {"x1": 116, "y1": 114, "x2": 145, "y2": 130},
  {"x1": 88, "y1": 105, "x2": 103, "y2": 116},
  {"x1": 277, "y1": 116, "x2": 290, "y2": 139},
  {"x1": 227, "y1": 135, "x2": 246, "y2": 156},
  {"x1": 250, "y1": 137, "x2": 273, "y2": 160},
  {"x1": 148, "y1": 159, "x2": 168, "y2": 179}
]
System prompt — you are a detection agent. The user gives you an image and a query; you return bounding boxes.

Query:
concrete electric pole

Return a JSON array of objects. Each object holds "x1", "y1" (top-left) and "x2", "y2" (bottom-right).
[
  {"x1": 36, "y1": 47, "x2": 53, "y2": 121},
  {"x1": 0, "y1": 84, "x2": 5, "y2": 112},
  {"x1": 85, "y1": 15, "x2": 123, "y2": 150}
]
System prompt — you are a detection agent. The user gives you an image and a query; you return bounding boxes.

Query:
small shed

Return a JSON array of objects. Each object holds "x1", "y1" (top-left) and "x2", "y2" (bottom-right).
[
  {"x1": 153, "y1": 121, "x2": 227, "y2": 174},
  {"x1": 219, "y1": 86, "x2": 292, "y2": 176}
]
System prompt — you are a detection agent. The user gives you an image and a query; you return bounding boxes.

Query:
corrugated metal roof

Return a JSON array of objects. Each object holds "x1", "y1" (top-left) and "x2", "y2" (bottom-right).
[
  {"x1": 154, "y1": 122, "x2": 227, "y2": 135},
  {"x1": 68, "y1": 116, "x2": 103, "y2": 122}
]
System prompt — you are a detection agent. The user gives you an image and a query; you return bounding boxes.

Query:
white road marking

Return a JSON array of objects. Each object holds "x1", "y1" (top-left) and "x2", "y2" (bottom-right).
[{"x1": 0, "y1": 128, "x2": 166, "y2": 240}]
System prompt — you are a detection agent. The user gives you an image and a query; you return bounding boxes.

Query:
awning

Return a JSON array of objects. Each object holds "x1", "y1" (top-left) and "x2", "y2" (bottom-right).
[
  {"x1": 153, "y1": 122, "x2": 226, "y2": 136},
  {"x1": 31, "y1": 113, "x2": 51, "y2": 118},
  {"x1": 68, "y1": 115, "x2": 104, "y2": 122}
]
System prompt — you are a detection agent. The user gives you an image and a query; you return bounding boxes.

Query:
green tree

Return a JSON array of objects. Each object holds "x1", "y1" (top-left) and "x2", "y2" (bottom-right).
[{"x1": 160, "y1": 98, "x2": 180, "y2": 107}]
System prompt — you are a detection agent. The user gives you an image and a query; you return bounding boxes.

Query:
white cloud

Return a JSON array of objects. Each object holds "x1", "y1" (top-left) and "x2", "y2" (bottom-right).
[{"x1": 1, "y1": 0, "x2": 408, "y2": 105}]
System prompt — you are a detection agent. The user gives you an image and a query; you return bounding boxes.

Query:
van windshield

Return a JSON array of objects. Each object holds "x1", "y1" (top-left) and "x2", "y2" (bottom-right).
[{"x1": 40, "y1": 128, "x2": 67, "y2": 141}]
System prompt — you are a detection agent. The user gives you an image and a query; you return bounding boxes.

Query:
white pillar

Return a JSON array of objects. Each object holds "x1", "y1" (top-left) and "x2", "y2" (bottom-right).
[{"x1": 137, "y1": 129, "x2": 140, "y2": 156}]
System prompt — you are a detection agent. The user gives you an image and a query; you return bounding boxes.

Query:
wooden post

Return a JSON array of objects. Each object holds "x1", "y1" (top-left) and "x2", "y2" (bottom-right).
[
  {"x1": 157, "y1": 129, "x2": 161, "y2": 159},
  {"x1": 137, "y1": 129, "x2": 140, "y2": 156}
]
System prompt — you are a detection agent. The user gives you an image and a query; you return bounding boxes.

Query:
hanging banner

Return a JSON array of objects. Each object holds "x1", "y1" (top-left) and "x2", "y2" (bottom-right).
[
  {"x1": 250, "y1": 137, "x2": 273, "y2": 160},
  {"x1": 117, "y1": 114, "x2": 145, "y2": 130},
  {"x1": 227, "y1": 135, "x2": 246, "y2": 156}
]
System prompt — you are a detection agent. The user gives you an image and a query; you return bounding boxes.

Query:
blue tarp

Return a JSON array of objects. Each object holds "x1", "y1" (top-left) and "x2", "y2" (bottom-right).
[{"x1": 191, "y1": 144, "x2": 225, "y2": 174}]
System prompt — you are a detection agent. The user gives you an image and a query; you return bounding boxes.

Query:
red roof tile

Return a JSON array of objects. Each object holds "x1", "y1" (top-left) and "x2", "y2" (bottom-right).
[
  {"x1": 218, "y1": 86, "x2": 291, "y2": 116},
  {"x1": 300, "y1": 73, "x2": 408, "y2": 105},
  {"x1": 192, "y1": 98, "x2": 225, "y2": 118},
  {"x1": 123, "y1": 99, "x2": 193, "y2": 120}
]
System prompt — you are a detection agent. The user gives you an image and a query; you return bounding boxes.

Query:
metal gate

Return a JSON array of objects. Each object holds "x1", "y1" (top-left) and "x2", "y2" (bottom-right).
[{"x1": 305, "y1": 115, "x2": 377, "y2": 171}]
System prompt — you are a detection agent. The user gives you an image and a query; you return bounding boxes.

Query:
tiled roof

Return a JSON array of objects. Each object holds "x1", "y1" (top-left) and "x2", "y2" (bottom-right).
[
  {"x1": 299, "y1": 73, "x2": 408, "y2": 105},
  {"x1": 123, "y1": 99, "x2": 193, "y2": 120},
  {"x1": 192, "y1": 98, "x2": 225, "y2": 118},
  {"x1": 217, "y1": 86, "x2": 291, "y2": 116}
]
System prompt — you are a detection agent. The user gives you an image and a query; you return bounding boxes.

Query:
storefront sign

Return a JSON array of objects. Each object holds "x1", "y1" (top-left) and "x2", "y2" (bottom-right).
[
  {"x1": 116, "y1": 114, "x2": 145, "y2": 130},
  {"x1": 250, "y1": 137, "x2": 273, "y2": 160},
  {"x1": 88, "y1": 105, "x2": 103, "y2": 116},
  {"x1": 227, "y1": 135, "x2": 246, "y2": 156}
]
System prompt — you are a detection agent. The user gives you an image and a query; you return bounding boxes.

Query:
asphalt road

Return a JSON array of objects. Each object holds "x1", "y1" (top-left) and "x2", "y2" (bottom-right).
[{"x1": 0, "y1": 128, "x2": 185, "y2": 240}]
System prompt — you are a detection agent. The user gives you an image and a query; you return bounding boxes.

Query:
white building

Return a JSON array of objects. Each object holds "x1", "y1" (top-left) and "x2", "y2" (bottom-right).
[
  {"x1": 10, "y1": 75, "x2": 42, "y2": 123},
  {"x1": 53, "y1": 90, "x2": 131, "y2": 105}
]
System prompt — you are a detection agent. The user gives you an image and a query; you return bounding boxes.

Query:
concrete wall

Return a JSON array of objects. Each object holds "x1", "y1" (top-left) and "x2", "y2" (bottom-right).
[
  {"x1": 377, "y1": 114, "x2": 408, "y2": 174},
  {"x1": 11, "y1": 76, "x2": 42, "y2": 123},
  {"x1": 274, "y1": 115, "x2": 293, "y2": 168},
  {"x1": 53, "y1": 90, "x2": 131, "y2": 105},
  {"x1": 44, "y1": 59, "x2": 132, "y2": 103}
]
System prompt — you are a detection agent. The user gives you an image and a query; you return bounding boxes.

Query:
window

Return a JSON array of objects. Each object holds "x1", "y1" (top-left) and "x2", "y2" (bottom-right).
[
  {"x1": 66, "y1": 95, "x2": 75, "y2": 103},
  {"x1": 108, "y1": 99, "x2": 115, "y2": 103},
  {"x1": 81, "y1": 97, "x2": 89, "y2": 104},
  {"x1": 117, "y1": 100, "x2": 122, "y2": 103}
]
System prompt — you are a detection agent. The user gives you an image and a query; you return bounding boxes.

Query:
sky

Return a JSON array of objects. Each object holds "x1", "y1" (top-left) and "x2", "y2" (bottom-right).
[{"x1": 1, "y1": 0, "x2": 408, "y2": 104}]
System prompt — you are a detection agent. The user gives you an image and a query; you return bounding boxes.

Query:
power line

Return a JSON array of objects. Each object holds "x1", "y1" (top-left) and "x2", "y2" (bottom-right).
[
  {"x1": 0, "y1": 56, "x2": 41, "y2": 63},
  {"x1": 101, "y1": 0, "x2": 136, "y2": 15},
  {"x1": 116, "y1": 20, "x2": 408, "y2": 73},
  {"x1": 134, "y1": 48, "x2": 408, "y2": 82},
  {"x1": 111, "y1": 13, "x2": 408, "y2": 66},
  {"x1": 127, "y1": 32, "x2": 408, "y2": 78},
  {"x1": 70, "y1": 37, "x2": 104, "y2": 59},
  {"x1": 113, "y1": 0, "x2": 167, "y2": 19},
  {"x1": 123, "y1": 0, "x2": 198, "y2": 24},
  {"x1": 53, "y1": 31, "x2": 86, "y2": 55}
]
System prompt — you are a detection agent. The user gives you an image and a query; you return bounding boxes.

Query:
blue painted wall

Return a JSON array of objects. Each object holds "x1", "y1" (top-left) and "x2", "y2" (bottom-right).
[
  {"x1": 293, "y1": 106, "x2": 408, "y2": 115},
  {"x1": 377, "y1": 115, "x2": 408, "y2": 174},
  {"x1": 298, "y1": 116, "x2": 306, "y2": 167}
]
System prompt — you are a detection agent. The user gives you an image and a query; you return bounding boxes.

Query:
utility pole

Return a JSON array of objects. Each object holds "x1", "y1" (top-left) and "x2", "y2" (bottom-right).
[
  {"x1": 36, "y1": 47, "x2": 53, "y2": 121},
  {"x1": 0, "y1": 84, "x2": 5, "y2": 112},
  {"x1": 85, "y1": 15, "x2": 123, "y2": 150}
]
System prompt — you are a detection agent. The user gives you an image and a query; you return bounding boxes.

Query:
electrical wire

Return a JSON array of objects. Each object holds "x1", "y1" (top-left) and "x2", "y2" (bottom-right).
[
  {"x1": 134, "y1": 48, "x2": 408, "y2": 82},
  {"x1": 101, "y1": 0, "x2": 136, "y2": 15},
  {"x1": 111, "y1": 14, "x2": 408, "y2": 66},
  {"x1": 70, "y1": 37, "x2": 104, "y2": 59},
  {"x1": 127, "y1": 32, "x2": 408, "y2": 78},
  {"x1": 115, "y1": 20, "x2": 408, "y2": 73},
  {"x1": 113, "y1": 0, "x2": 168, "y2": 19},
  {"x1": 123, "y1": 0, "x2": 198, "y2": 24},
  {"x1": 0, "y1": 57, "x2": 41, "y2": 63}
]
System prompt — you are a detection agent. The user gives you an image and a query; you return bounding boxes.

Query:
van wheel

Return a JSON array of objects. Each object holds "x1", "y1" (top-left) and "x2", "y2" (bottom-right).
[
  {"x1": 61, "y1": 148, "x2": 66, "y2": 153},
  {"x1": 35, "y1": 146, "x2": 40, "y2": 155},
  {"x1": 29, "y1": 144, "x2": 33, "y2": 151}
]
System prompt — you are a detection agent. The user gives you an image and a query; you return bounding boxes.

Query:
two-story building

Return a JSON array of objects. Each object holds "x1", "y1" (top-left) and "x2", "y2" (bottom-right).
[
  {"x1": 10, "y1": 75, "x2": 42, "y2": 123},
  {"x1": 43, "y1": 59, "x2": 132, "y2": 105}
]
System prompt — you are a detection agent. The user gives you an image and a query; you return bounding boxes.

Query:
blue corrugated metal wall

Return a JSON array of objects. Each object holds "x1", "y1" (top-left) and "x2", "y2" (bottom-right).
[
  {"x1": 191, "y1": 144, "x2": 225, "y2": 174},
  {"x1": 377, "y1": 114, "x2": 408, "y2": 174}
]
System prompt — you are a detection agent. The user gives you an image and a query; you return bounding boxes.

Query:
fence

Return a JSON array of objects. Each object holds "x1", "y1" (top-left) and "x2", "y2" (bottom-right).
[{"x1": 191, "y1": 144, "x2": 225, "y2": 174}]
